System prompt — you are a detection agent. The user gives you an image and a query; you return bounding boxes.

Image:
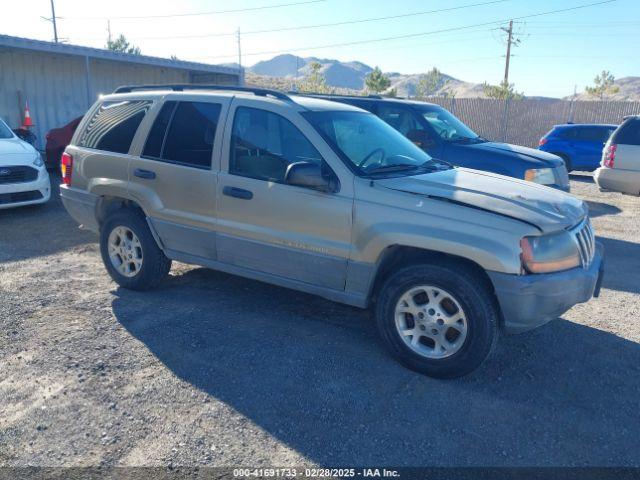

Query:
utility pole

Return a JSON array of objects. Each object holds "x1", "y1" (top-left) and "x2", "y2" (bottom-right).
[
  {"x1": 45, "y1": 0, "x2": 59, "y2": 43},
  {"x1": 107, "y1": 20, "x2": 112, "y2": 44},
  {"x1": 501, "y1": 20, "x2": 513, "y2": 85},
  {"x1": 236, "y1": 28, "x2": 242, "y2": 69}
]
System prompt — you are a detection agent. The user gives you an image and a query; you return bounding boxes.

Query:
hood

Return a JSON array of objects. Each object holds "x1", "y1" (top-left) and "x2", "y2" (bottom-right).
[
  {"x1": 0, "y1": 137, "x2": 38, "y2": 166},
  {"x1": 458, "y1": 141, "x2": 564, "y2": 167},
  {"x1": 376, "y1": 167, "x2": 586, "y2": 233}
]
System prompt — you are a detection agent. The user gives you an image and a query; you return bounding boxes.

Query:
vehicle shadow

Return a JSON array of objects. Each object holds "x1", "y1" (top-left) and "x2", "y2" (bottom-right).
[
  {"x1": 111, "y1": 267, "x2": 640, "y2": 466},
  {"x1": 586, "y1": 200, "x2": 622, "y2": 218},
  {"x1": 0, "y1": 174, "x2": 95, "y2": 263},
  {"x1": 569, "y1": 173, "x2": 594, "y2": 184},
  {"x1": 597, "y1": 236, "x2": 640, "y2": 294}
]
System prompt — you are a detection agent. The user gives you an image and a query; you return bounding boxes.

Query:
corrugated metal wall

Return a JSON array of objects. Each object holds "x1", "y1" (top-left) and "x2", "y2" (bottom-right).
[{"x1": 0, "y1": 48, "x2": 238, "y2": 149}]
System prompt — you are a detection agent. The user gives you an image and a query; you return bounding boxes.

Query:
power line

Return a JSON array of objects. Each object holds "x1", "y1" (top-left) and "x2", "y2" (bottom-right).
[
  {"x1": 62, "y1": 0, "x2": 325, "y2": 20},
  {"x1": 197, "y1": 0, "x2": 616, "y2": 60},
  {"x1": 115, "y1": 0, "x2": 511, "y2": 41}
]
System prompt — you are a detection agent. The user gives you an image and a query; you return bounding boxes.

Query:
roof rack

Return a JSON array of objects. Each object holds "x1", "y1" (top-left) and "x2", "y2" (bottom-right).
[
  {"x1": 291, "y1": 92, "x2": 383, "y2": 99},
  {"x1": 113, "y1": 84, "x2": 291, "y2": 101}
]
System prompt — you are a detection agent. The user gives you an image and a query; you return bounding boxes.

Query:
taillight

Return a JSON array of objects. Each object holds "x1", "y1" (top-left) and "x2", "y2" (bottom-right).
[
  {"x1": 539, "y1": 137, "x2": 548, "y2": 146},
  {"x1": 61, "y1": 152, "x2": 73, "y2": 185},
  {"x1": 603, "y1": 143, "x2": 617, "y2": 168}
]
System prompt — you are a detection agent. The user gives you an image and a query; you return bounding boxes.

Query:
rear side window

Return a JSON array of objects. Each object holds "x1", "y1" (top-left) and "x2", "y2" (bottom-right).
[
  {"x1": 576, "y1": 127, "x2": 614, "y2": 142},
  {"x1": 378, "y1": 104, "x2": 424, "y2": 136},
  {"x1": 230, "y1": 107, "x2": 322, "y2": 183},
  {"x1": 142, "y1": 101, "x2": 221, "y2": 169},
  {"x1": 612, "y1": 118, "x2": 640, "y2": 146},
  {"x1": 553, "y1": 128, "x2": 576, "y2": 140},
  {"x1": 78, "y1": 100, "x2": 151, "y2": 153}
]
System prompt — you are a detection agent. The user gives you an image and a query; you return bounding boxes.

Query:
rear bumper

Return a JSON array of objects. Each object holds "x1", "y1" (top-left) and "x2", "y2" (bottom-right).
[
  {"x1": 59, "y1": 184, "x2": 99, "y2": 232},
  {"x1": 0, "y1": 170, "x2": 51, "y2": 209},
  {"x1": 488, "y1": 243, "x2": 604, "y2": 334},
  {"x1": 594, "y1": 167, "x2": 640, "y2": 196}
]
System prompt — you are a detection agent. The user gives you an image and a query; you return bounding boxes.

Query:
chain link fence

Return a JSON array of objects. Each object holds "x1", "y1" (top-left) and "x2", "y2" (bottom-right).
[{"x1": 423, "y1": 98, "x2": 640, "y2": 147}]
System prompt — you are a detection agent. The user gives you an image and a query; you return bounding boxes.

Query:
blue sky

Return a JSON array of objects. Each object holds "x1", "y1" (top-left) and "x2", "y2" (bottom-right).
[{"x1": 2, "y1": 0, "x2": 638, "y2": 97}]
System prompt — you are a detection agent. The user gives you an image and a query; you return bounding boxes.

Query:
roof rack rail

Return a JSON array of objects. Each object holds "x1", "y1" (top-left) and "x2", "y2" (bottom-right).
[
  {"x1": 113, "y1": 84, "x2": 291, "y2": 101},
  {"x1": 290, "y1": 91, "x2": 383, "y2": 99}
]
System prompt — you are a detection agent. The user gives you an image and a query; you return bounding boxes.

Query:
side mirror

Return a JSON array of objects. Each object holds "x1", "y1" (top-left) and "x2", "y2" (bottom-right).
[
  {"x1": 406, "y1": 129, "x2": 435, "y2": 149},
  {"x1": 285, "y1": 162, "x2": 337, "y2": 192}
]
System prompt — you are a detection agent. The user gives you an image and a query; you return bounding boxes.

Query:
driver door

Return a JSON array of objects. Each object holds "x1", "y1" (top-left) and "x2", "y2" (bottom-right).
[{"x1": 215, "y1": 100, "x2": 353, "y2": 291}]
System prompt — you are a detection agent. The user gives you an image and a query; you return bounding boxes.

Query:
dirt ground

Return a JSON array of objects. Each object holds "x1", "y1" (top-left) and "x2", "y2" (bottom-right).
[{"x1": 1, "y1": 173, "x2": 639, "y2": 467}]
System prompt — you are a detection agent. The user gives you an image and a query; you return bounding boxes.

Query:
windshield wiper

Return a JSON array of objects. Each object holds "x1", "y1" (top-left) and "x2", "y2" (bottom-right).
[{"x1": 364, "y1": 163, "x2": 436, "y2": 177}]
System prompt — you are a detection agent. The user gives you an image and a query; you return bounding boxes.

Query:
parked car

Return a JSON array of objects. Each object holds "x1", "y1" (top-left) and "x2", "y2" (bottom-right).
[
  {"x1": 595, "y1": 115, "x2": 640, "y2": 196},
  {"x1": 538, "y1": 123, "x2": 617, "y2": 172},
  {"x1": 45, "y1": 116, "x2": 83, "y2": 169},
  {"x1": 300, "y1": 94, "x2": 570, "y2": 191},
  {"x1": 0, "y1": 117, "x2": 50, "y2": 209},
  {"x1": 60, "y1": 85, "x2": 603, "y2": 378}
]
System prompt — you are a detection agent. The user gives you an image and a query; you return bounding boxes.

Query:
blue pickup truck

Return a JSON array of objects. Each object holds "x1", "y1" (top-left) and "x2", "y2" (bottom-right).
[{"x1": 310, "y1": 95, "x2": 570, "y2": 191}]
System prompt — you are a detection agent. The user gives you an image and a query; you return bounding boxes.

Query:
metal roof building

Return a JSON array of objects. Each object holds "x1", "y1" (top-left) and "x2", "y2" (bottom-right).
[{"x1": 0, "y1": 34, "x2": 243, "y2": 149}]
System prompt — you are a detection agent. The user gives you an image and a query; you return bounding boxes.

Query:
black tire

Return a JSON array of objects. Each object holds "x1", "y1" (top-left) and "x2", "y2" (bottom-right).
[
  {"x1": 100, "y1": 209, "x2": 171, "y2": 291},
  {"x1": 375, "y1": 262, "x2": 498, "y2": 379},
  {"x1": 555, "y1": 153, "x2": 572, "y2": 173}
]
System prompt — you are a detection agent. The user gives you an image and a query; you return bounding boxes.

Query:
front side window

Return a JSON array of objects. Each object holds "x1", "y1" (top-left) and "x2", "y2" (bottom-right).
[
  {"x1": 414, "y1": 106, "x2": 482, "y2": 143},
  {"x1": 142, "y1": 101, "x2": 221, "y2": 169},
  {"x1": 230, "y1": 107, "x2": 323, "y2": 182},
  {"x1": 78, "y1": 100, "x2": 151, "y2": 154},
  {"x1": 303, "y1": 110, "x2": 443, "y2": 177}
]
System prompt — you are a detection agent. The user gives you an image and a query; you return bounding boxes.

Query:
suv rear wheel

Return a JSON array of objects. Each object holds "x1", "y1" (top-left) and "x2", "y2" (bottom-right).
[
  {"x1": 100, "y1": 209, "x2": 171, "y2": 290},
  {"x1": 375, "y1": 262, "x2": 498, "y2": 378}
]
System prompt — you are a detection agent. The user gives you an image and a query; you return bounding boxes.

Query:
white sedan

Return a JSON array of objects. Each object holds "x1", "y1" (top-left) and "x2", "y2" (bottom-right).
[{"x1": 0, "y1": 118, "x2": 50, "y2": 209}]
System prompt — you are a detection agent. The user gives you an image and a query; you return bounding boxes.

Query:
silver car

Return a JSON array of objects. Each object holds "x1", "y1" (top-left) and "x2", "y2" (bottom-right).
[
  {"x1": 595, "y1": 115, "x2": 640, "y2": 196},
  {"x1": 60, "y1": 85, "x2": 604, "y2": 378}
]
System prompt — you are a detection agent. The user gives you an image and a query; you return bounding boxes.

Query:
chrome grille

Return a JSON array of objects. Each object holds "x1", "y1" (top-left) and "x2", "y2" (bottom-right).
[{"x1": 572, "y1": 219, "x2": 596, "y2": 269}]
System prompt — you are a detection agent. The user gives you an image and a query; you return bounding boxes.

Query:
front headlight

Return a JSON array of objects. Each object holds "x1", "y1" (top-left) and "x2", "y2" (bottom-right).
[
  {"x1": 524, "y1": 167, "x2": 555, "y2": 185},
  {"x1": 520, "y1": 232, "x2": 580, "y2": 273},
  {"x1": 32, "y1": 155, "x2": 44, "y2": 168}
]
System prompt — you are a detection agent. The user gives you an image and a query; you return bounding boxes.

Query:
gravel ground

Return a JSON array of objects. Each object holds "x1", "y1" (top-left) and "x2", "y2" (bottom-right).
[{"x1": 1, "y1": 173, "x2": 639, "y2": 468}]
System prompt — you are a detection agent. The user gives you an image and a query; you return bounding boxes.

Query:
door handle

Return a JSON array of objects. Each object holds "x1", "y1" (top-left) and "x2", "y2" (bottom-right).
[
  {"x1": 134, "y1": 168, "x2": 156, "y2": 180},
  {"x1": 223, "y1": 186, "x2": 253, "y2": 200}
]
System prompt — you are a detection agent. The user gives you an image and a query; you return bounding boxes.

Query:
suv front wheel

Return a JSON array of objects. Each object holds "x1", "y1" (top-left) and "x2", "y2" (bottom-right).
[
  {"x1": 375, "y1": 262, "x2": 498, "y2": 378},
  {"x1": 100, "y1": 209, "x2": 171, "y2": 290}
]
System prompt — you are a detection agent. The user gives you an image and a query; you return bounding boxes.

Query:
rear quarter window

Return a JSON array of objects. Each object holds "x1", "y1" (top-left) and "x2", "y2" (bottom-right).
[
  {"x1": 77, "y1": 100, "x2": 151, "y2": 154},
  {"x1": 611, "y1": 118, "x2": 640, "y2": 146}
]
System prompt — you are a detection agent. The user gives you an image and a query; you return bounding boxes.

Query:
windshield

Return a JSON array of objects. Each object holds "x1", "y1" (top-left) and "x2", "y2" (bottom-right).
[
  {"x1": 303, "y1": 111, "x2": 445, "y2": 177},
  {"x1": 0, "y1": 119, "x2": 14, "y2": 139},
  {"x1": 414, "y1": 106, "x2": 482, "y2": 142}
]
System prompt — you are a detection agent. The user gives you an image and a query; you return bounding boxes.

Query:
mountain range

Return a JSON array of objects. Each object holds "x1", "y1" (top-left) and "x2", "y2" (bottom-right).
[{"x1": 243, "y1": 54, "x2": 640, "y2": 100}]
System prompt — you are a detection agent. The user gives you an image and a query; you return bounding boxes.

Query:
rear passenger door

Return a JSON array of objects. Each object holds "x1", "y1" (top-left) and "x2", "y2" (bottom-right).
[
  {"x1": 574, "y1": 127, "x2": 614, "y2": 169},
  {"x1": 215, "y1": 100, "x2": 353, "y2": 291},
  {"x1": 128, "y1": 97, "x2": 230, "y2": 260}
]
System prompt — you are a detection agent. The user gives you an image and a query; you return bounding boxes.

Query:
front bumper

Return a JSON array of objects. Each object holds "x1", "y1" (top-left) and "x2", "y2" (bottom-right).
[
  {"x1": 0, "y1": 169, "x2": 51, "y2": 209},
  {"x1": 488, "y1": 243, "x2": 604, "y2": 334}
]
